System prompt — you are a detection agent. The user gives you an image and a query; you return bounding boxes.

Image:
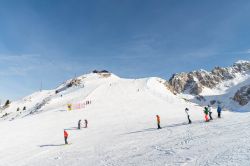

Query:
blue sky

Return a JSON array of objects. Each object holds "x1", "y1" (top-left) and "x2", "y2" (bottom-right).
[{"x1": 0, "y1": 0, "x2": 250, "y2": 101}]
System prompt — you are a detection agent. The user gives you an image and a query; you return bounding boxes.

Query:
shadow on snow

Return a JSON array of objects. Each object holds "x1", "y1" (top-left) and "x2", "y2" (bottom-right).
[
  {"x1": 65, "y1": 127, "x2": 78, "y2": 130},
  {"x1": 123, "y1": 120, "x2": 207, "y2": 135},
  {"x1": 39, "y1": 144, "x2": 65, "y2": 147}
]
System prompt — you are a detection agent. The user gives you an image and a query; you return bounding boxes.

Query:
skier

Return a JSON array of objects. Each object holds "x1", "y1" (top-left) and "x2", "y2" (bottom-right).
[
  {"x1": 204, "y1": 107, "x2": 209, "y2": 122},
  {"x1": 217, "y1": 105, "x2": 222, "y2": 118},
  {"x1": 64, "y1": 130, "x2": 68, "y2": 144},
  {"x1": 84, "y1": 119, "x2": 88, "y2": 128},
  {"x1": 156, "y1": 115, "x2": 161, "y2": 129},
  {"x1": 185, "y1": 108, "x2": 192, "y2": 124},
  {"x1": 78, "y1": 120, "x2": 81, "y2": 129},
  {"x1": 208, "y1": 105, "x2": 213, "y2": 120}
]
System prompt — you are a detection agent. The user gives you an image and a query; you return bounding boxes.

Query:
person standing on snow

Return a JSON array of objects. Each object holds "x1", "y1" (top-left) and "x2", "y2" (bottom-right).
[
  {"x1": 64, "y1": 130, "x2": 69, "y2": 144},
  {"x1": 204, "y1": 107, "x2": 209, "y2": 122},
  {"x1": 208, "y1": 105, "x2": 213, "y2": 120},
  {"x1": 185, "y1": 108, "x2": 192, "y2": 124},
  {"x1": 217, "y1": 105, "x2": 222, "y2": 118},
  {"x1": 78, "y1": 120, "x2": 82, "y2": 129},
  {"x1": 84, "y1": 119, "x2": 88, "y2": 128},
  {"x1": 156, "y1": 115, "x2": 161, "y2": 129}
]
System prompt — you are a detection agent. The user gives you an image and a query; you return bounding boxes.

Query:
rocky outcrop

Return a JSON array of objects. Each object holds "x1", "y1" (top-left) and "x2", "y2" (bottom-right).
[
  {"x1": 55, "y1": 78, "x2": 82, "y2": 94},
  {"x1": 167, "y1": 61, "x2": 250, "y2": 95},
  {"x1": 233, "y1": 85, "x2": 250, "y2": 106}
]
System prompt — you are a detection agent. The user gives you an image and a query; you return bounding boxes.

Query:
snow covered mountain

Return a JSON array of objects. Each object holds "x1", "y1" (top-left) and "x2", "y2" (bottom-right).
[
  {"x1": 1, "y1": 62, "x2": 250, "y2": 166},
  {"x1": 166, "y1": 60, "x2": 250, "y2": 111},
  {"x1": 0, "y1": 71, "x2": 187, "y2": 121},
  {"x1": 1, "y1": 61, "x2": 249, "y2": 120}
]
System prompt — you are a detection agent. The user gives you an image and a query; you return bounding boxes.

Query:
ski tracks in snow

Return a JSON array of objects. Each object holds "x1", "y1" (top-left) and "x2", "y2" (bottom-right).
[{"x1": 131, "y1": 113, "x2": 250, "y2": 166}]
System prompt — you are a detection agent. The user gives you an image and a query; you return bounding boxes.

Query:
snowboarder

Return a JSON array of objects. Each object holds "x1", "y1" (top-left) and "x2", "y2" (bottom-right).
[
  {"x1": 185, "y1": 108, "x2": 192, "y2": 124},
  {"x1": 84, "y1": 119, "x2": 88, "y2": 128},
  {"x1": 64, "y1": 130, "x2": 68, "y2": 144},
  {"x1": 156, "y1": 115, "x2": 161, "y2": 129},
  {"x1": 217, "y1": 105, "x2": 222, "y2": 118},
  {"x1": 78, "y1": 120, "x2": 81, "y2": 129},
  {"x1": 208, "y1": 105, "x2": 213, "y2": 120},
  {"x1": 204, "y1": 107, "x2": 209, "y2": 122}
]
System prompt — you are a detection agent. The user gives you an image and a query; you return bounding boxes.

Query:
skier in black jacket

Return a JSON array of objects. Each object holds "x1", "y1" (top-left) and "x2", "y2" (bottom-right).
[
  {"x1": 185, "y1": 108, "x2": 192, "y2": 124},
  {"x1": 78, "y1": 120, "x2": 81, "y2": 129}
]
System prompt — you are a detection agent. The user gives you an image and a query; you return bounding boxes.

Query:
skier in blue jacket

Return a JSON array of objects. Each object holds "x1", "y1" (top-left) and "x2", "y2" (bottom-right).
[{"x1": 217, "y1": 106, "x2": 222, "y2": 118}]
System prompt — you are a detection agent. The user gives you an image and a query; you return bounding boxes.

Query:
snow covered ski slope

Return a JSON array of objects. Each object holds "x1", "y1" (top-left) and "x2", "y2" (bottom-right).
[{"x1": 0, "y1": 71, "x2": 249, "y2": 166}]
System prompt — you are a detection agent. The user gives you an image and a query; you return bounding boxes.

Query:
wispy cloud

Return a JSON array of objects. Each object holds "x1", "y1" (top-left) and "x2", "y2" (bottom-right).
[
  {"x1": 246, "y1": 49, "x2": 250, "y2": 54},
  {"x1": 236, "y1": 49, "x2": 250, "y2": 54},
  {"x1": 113, "y1": 34, "x2": 163, "y2": 60},
  {"x1": 180, "y1": 48, "x2": 250, "y2": 59},
  {"x1": 0, "y1": 54, "x2": 41, "y2": 76},
  {"x1": 0, "y1": 66, "x2": 35, "y2": 76},
  {"x1": 0, "y1": 54, "x2": 40, "y2": 61},
  {"x1": 217, "y1": 49, "x2": 250, "y2": 55},
  {"x1": 0, "y1": 53, "x2": 89, "y2": 77}
]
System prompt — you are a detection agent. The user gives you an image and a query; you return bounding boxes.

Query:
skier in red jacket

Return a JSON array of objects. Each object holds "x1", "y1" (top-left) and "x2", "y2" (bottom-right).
[
  {"x1": 156, "y1": 115, "x2": 161, "y2": 129},
  {"x1": 64, "y1": 130, "x2": 68, "y2": 144}
]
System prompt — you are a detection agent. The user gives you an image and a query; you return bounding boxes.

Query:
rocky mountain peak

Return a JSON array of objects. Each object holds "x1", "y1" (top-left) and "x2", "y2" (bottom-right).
[
  {"x1": 233, "y1": 85, "x2": 250, "y2": 106},
  {"x1": 166, "y1": 60, "x2": 250, "y2": 95}
]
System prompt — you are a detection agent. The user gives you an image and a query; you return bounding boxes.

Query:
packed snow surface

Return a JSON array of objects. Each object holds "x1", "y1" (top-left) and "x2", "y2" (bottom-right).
[{"x1": 0, "y1": 73, "x2": 249, "y2": 166}]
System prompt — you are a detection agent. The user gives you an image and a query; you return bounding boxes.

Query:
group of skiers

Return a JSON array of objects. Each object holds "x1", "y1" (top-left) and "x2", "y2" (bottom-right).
[
  {"x1": 156, "y1": 105, "x2": 223, "y2": 129},
  {"x1": 63, "y1": 119, "x2": 88, "y2": 144},
  {"x1": 64, "y1": 105, "x2": 223, "y2": 144},
  {"x1": 85, "y1": 100, "x2": 91, "y2": 105},
  {"x1": 203, "y1": 105, "x2": 222, "y2": 122}
]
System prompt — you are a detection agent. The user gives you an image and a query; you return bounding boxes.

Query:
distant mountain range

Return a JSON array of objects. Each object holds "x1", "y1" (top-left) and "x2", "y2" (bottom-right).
[{"x1": 1, "y1": 60, "x2": 249, "y2": 120}]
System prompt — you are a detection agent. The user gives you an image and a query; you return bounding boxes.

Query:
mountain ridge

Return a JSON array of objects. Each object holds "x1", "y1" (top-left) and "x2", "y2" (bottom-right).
[{"x1": 1, "y1": 60, "x2": 250, "y2": 120}]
